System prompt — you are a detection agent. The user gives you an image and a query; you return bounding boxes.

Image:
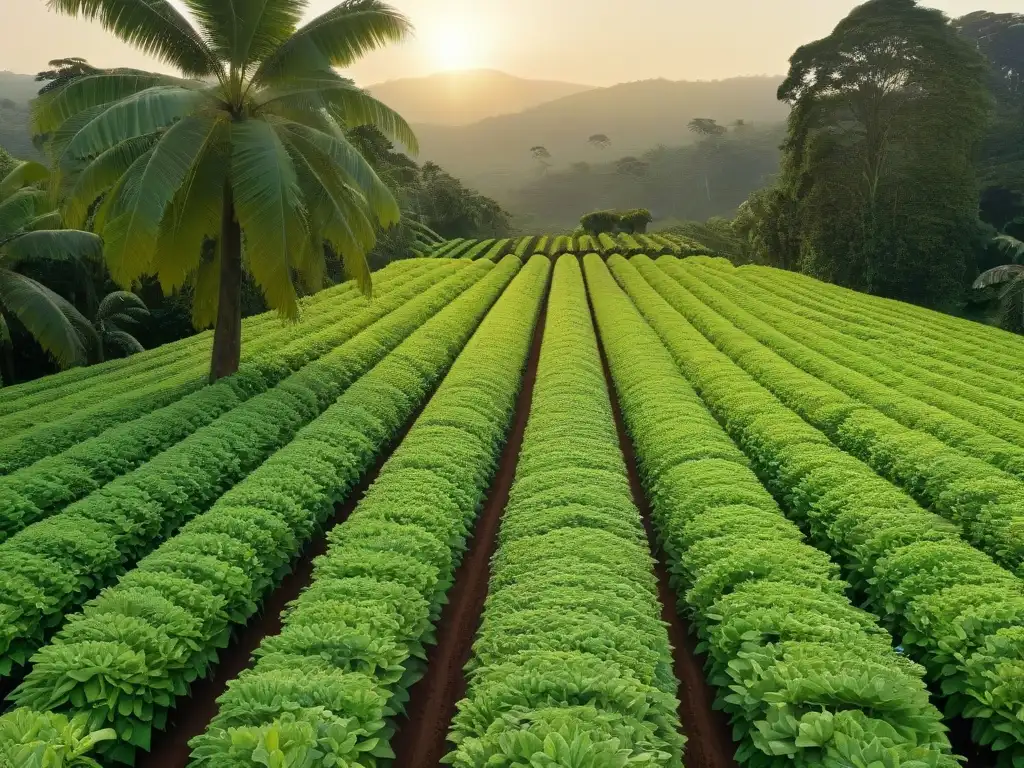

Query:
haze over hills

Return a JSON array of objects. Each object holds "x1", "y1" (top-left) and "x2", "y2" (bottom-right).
[
  {"x1": 366, "y1": 69, "x2": 594, "y2": 126},
  {"x1": 408, "y1": 76, "x2": 789, "y2": 199}
]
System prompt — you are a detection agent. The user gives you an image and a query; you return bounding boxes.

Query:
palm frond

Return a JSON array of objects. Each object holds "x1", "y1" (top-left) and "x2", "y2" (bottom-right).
[
  {"x1": 181, "y1": 0, "x2": 303, "y2": 73},
  {"x1": 254, "y1": 0, "x2": 411, "y2": 86},
  {"x1": 32, "y1": 70, "x2": 202, "y2": 135},
  {"x1": 101, "y1": 114, "x2": 225, "y2": 286},
  {"x1": 97, "y1": 290, "x2": 148, "y2": 322},
  {"x1": 993, "y1": 233, "x2": 1024, "y2": 264},
  {"x1": 258, "y1": 74, "x2": 418, "y2": 152},
  {"x1": 59, "y1": 86, "x2": 213, "y2": 166},
  {"x1": 0, "y1": 189, "x2": 47, "y2": 236},
  {"x1": 0, "y1": 161, "x2": 51, "y2": 199},
  {"x1": 102, "y1": 327, "x2": 145, "y2": 355},
  {"x1": 47, "y1": 0, "x2": 221, "y2": 78},
  {"x1": 0, "y1": 268, "x2": 90, "y2": 367},
  {"x1": 154, "y1": 138, "x2": 228, "y2": 292},
  {"x1": 974, "y1": 264, "x2": 1024, "y2": 290},
  {"x1": 1, "y1": 230, "x2": 104, "y2": 269},
  {"x1": 277, "y1": 120, "x2": 398, "y2": 224},
  {"x1": 27, "y1": 211, "x2": 64, "y2": 231},
  {"x1": 64, "y1": 133, "x2": 161, "y2": 228},
  {"x1": 231, "y1": 119, "x2": 308, "y2": 317}
]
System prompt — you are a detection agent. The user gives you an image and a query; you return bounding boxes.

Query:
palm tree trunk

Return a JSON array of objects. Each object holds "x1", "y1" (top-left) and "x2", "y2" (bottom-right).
[{"x1": 209, "y1": 185, "x2": 243, "y2": 383}]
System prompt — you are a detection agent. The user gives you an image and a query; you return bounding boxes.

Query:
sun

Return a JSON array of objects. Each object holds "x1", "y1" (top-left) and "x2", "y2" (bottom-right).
[{"x1": 427, "y1": 19, "x2": 481, "y2": 71}]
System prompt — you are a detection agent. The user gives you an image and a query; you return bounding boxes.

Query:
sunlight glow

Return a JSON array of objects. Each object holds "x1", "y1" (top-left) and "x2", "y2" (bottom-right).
[{"x1": 427, "y1": 19, "x2": 481, "y2": 72}]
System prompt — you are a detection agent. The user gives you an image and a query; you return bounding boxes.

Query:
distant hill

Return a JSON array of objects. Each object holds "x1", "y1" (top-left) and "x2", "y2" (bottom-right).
[
  {"x1": 367, "y1": 69, "x2": 593, "y2": 126},
  {"x1": 411, "y1": 76, "x2": 789, "y2": 199},
  {"x1": 0, "y1": 71, "x2": 42, "y2": 160}
]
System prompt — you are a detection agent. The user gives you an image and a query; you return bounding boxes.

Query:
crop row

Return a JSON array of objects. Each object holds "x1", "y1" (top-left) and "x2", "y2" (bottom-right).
[
  {"x1": 710, "y1": 262, "x2": 1024, "y2": 422},
  {"x1": 0, "y1": 257, "x2": 395, "y2": 415},
  {"x1": 446, "y1": 255, "x2": 685, "y2": 767},
  {"x1": 736, "y1": 262, "x2": 1024, "y2": 381},
  {"x1": 0, "y1": 260, "x2": 440, "y2": 474},
  {"x1": 9, "y1": 256, "x2": 524, "y2": 764},
  {"x1": 461, "y1": 238, "x2": 497, "y2": 260},
  {"x1": 688, "y1": 260, "x2": 1024, "y2": 449},
  {"x1": 587, "y1": 254, "x2": 956, "y2": 767},
  {"x1": 0, "y1": 260, "x2": 430, "y2": 435},
  {"x1": 653, "y1": 256, "x2": 1024, "y2": 578},
  {"x1": 189, "y1": 254, "x2": 550, "y2": 766},
  {"x1": 615, "y1": 255, "x2": 1024, "y2": 763},
  {"x1": 0, "y1": 262, "x2": 457, "y2": 544},
  {"x1": 420, "y1": 233, "x2": 702, "y2": 263},
  {"x1": 0, "y1": 261, "x2": 493, "y2": 685}
]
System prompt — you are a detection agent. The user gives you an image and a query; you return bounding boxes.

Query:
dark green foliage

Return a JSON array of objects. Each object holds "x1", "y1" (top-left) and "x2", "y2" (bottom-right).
[
  {"x1": 618, "y1": 209, "x2": 653, "y2": 234},
  {"x1": 580, "y1": 210, "x2": 621, "y2": 235},
  {"x1": 747, "y1": 0, "x2": 990, "y2": 308}
]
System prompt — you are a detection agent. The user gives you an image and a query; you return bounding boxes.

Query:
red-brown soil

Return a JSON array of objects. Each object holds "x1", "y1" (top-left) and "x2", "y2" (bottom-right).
[
  {"x1": 585, "y1": 264, "x2": 740, "y2": 768},
  {"x1": 389, "y1": 279, "x2": 550, "y2": 768}
]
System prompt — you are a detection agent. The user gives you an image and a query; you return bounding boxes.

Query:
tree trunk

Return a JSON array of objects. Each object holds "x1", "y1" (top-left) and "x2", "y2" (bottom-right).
[{"x1": 209, "y1": 185, "x2": 243, "y2": 382}]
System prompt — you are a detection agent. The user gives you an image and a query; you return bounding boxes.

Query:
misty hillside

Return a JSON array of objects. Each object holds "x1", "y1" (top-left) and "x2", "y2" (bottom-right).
[
  {"x1": 0, "y1": 71, "x2": 40, "y2": 160},
  {"x1": 411, "y1": 76, "x2": 789, "y2": 198},
  {"x1": 367, "y1": 69, "x2": 593, "y2": 126}
]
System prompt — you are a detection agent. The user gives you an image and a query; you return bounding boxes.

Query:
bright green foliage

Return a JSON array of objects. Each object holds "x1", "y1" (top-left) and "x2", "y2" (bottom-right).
[
  {"x1": 446, "y1": 255, "x2": 684, "y2": 768},
  {"x1": 446, "y1": 240, "x2": 479, "y2": 259},
  {"x1": 0, "y1": 708, "x2": 114, "y2": 767},
  {"x1": 482, "y1": 238, "x2": 512, "y2": 262},
  {"x1": 0, "y1": 261, "x2": 441, "y2": 540},
  {"x1": 597, "y1": 232, "x2": 618, "y2": 255},
  {"x1": 429, "y1": 239, "x2": 465, "y2": 258},
  {"x1": 0, "y1": 262, "x2": 489, "y2": 686},
  {"x1": 189, "y1": 255, "x2": 549, "y2": 766},
  {"x1": 589, "y1": 254, "x2": 956, "y2": 767},
  {"x1": 656, "y1": 257, "x2": 1024, "y2": 578},
  {"x1": 614, "y1": 255, "x2": 1024, "y2": 765},
  {"x1": 11, "y1": 257, "x2": 522, "y2": 764},
  {"x1": 461, "y1": 239, "x2": 496, "y2": 260},
  {"x1": 513, "y1": 236, "x2": 537, "y2": 260}
]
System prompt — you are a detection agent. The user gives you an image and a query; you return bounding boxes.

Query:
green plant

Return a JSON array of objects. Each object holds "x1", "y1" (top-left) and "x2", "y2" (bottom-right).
[{"x1": 35, "y1": 0, "x2": 416, "y2": 381}]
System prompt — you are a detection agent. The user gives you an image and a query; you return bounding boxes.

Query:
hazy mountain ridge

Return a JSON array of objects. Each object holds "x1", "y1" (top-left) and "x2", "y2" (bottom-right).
[
  {"x1": 366, "y1": 69, "x2": 594, "y2": 126},
  {"x1": 408, "y1": 76, "x2": 789, "y2": 197}
]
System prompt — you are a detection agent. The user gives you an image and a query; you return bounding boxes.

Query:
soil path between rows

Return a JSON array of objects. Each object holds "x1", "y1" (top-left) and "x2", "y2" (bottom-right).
[
  {"x1": 389, "y1": 276, "x2": 550, "y2": 768},
  {"x1": 585, "y1": 264, "x2": 739, "y2": 768},
  {"x1": 138, "y1": 392, "x2": 436, "y2": 768}
]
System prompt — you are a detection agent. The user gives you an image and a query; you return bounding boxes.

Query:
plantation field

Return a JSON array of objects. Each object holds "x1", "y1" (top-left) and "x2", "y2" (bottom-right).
[{"x1": 2, "y1": 250, "x2": 1024, "y2": 767}]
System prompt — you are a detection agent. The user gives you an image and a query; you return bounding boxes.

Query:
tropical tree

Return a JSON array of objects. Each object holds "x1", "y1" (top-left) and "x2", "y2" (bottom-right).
[
  {"x1": 588, "y1": 133, "x2": 611, "y2": 150},
  {"x1": 92, "y1": 291, "x2": 149, "y2": 360},
  {"x1": 687, "y1": 118, "x2": 726, "y2": 138},
  {"x1": 530, "y1": 145, "x2": 552, "y2": 175},
  {"x1": 0, "y1": 160, "x2": 101, "y2": 384},
  {"x1": 974, "y1": 234, "x2": 1024, "y2": 333},
  {"x1": 34, "y1": 0, "x2": 417, "y2": 381},
  {"x1": 775, "y1": 0, "x2": 989, "y2": 307}
]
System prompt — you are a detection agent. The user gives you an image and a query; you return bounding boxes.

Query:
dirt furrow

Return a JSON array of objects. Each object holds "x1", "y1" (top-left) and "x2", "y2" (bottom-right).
[
  {"x1": 137, "y1": 405, "x2": 430, "y2": 768},
  {"x1": 585, "y1": 265, "x2": 739, "y2": 768},
  {"x1": 390, "y1": 281, "x2": 549, "y2": 768}
]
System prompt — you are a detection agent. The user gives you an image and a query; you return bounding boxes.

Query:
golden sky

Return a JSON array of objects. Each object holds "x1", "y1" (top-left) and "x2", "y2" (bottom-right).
[{"x1": 3, "y1": 0, "x2": 1021, "y2": 86}]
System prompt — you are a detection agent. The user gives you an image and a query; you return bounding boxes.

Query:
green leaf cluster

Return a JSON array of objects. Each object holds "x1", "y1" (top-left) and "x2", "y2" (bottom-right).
[
  {"x1": 0, "y1": 262, "x2": 487, "y2": 685},
  {"x1": 0, "y1": 708, "x2": 114, "y2": 767},
  {"x1": 446, "y1": 255, "x2": 685, "y2": 768},
  {"x1": 0, "y1": 260, "x2": 440, "y2": 539},
  {"x1": 590, "y1": 254, "x2": 956, "y2": 767},
  {"x1": 11, "y1": 257, "x2": 520, "y2": 763},
  {"x1": 655, "y1": 257, "x2": 1024, "y2": 579},
  {"x1": 613, "y1": 254, "x2": 1024, "y2": 764},
  {"x1": 190, "y1": 255, "x2": 548, "y2": 765}
]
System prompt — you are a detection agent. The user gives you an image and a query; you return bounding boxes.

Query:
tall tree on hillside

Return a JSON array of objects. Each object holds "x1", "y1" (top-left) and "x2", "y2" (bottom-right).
[
  {"x1": 34, "y1": 0, "x2": 416, "y2": 381},
  {"x1": 588, "y1": 133, "x2": 611, "y2": 150},
  {"x1": 688, "y1": 118, "x2": 727, "y2": 202},
  {"x1": 774, "y1": 0, "x2": 989, "y2": 307},
  {"x1": 530, "y1": 145, "x2": 552, "y2": 175}
]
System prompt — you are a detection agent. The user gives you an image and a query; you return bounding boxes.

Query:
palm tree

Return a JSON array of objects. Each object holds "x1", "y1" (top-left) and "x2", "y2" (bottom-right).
[
  {"x1": 0, "y1": 160, "x2": 101, "y2": 384},
  {"x1": 92, "y1": 290, "x2": 149, "y2": 360},
  {"x1": 34, "y1": 0, "x2": 417, "y2": 381},
  {"x1": 974, "y1": 234, "x2": 1024, "y2": 333}
]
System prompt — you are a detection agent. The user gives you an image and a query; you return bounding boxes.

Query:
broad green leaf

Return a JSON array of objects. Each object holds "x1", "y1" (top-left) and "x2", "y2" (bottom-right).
[
  {"x1": 0, "y1": 270, "x2": 90, "y2": 367},
  {"x1": 181, "y1": 0, "x2": 302, "y2": 71}
]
